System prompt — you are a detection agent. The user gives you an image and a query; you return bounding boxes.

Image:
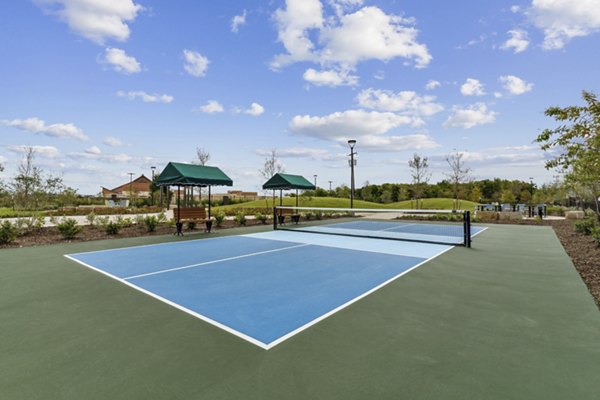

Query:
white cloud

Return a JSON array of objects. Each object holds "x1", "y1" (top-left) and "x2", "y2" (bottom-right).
[
  {"x1": 102, "y1": 47, "x2": 141, "y2": 74},
  {"x1": 443, "y1": 103, "x2": 498, "y2": 129},
  {"x1": 271, "y1": 2, "x2": 431, "y2": 74},
  {"x1": 290, "y1": 109, "x2": 415, "y2": 140},
  {"x1": 499, "y1": 75, "x2": 533, "y2": 95},
  {"x1": 327, "y1": 0, "x2": 364, "y2": 17},
  {"x1": 425, "y1": 80, "x2": 440, "y2": 90},
  {"x1": 288, "y1": 109, "x2": 440, "y2": 152},
  {"x1": 197, "y1": 100, "x2": 224, "y2": 114},
  {"x1": 510, "y1": 5, "x2": 521, "y2": 13},
  {"x1": 356, "y1": 88, "x2": 443, "y2": 118},
  {"x1": 116, "y1": 90, "x2": 173, "y2": 103},
  {"x1": 460, "y1": 78, "x2": 486, "y2": 96},
  {"x1": 68, "y1": 151, "x2": 134, "y2": 163},
  {"x1": 231, "y1": 10, "x2": 247, "y2": 33},
  {"x1": 528, "y1": 0, "x2": 600, "y2": 50},
  {"x1": 256, "y1": 147, "x2": 334, "y2": 160},
  {"x1": 183, "y1": 49, "x2": 209, "y2": 77},
  {"x1": 35, "y1": 0, "x2": 143, "y2": 45},
  {"x1": 85, "y1": 146, "x2": 101, "y2": 155},
  {"x1": 244, "y1": 102, "x2": 265, "y2": 116},
  {"x1": 374, "y1": 70, "x2": 385, "y2": 80},
  {"x1": 7, "y1": 145, "x2": 60, "y2": 158},
  {"x1": 501, "y1": 29, "x2": 530, "y2": 53},
  {"x1": 103, "y1": 136, "x2": 124, "y2": 147},
  {"x1": 303, "y1": 68, "x2": 358, "y2": 87},
  {"x1": 320, "y1": 7, "x2": 431, "y2": 68},
  {"x1": 1, "y1": 117, "x2": 88, "y2": 141}
]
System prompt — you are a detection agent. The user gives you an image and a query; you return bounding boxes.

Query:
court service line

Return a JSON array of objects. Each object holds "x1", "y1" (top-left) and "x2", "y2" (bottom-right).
[
  {"x1": 381, "y1": 223, "x2": 417, "y2": 231},
  {"x1": 63, "y1": 255, "x2": 271, "y2": 349},
  {"x1": 123, "y1": 243, "x2": 310, "y2": 280},
  {"x1": 264, "y1": 244, "x2": 455, "y2": 349}
]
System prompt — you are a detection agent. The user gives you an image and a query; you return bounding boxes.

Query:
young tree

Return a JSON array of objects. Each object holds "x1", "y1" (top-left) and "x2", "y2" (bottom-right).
[
  {"x1": 445, "y1": 151, "x2": 472, "y2": 210},
  {"x1": 11, "y1": 147, "x2": 43, "y2": 209},
  {"x1": 535, "y1": 91, "x2": 600, "y2": 220},
  {"x1": 408, "y1": 153, "x2": 431, "y2": 209},
  {"x1": 259, "y1": 150, "x2": 285, "y2": 206},
  {"x1": 194, "y1": 147, "x2": 210, "y2": 166}
]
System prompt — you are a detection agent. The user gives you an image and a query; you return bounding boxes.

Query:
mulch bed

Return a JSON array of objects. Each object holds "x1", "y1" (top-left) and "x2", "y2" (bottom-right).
[
  {"x1": 2, "y1": 216, "x2": 599, "y2": 307},
  {"x1": 0, "y1": 219, "x2": 269, "y2": 249},
  {"x1": 550, "y1": 219, "x2": 600, "y2": 307}
]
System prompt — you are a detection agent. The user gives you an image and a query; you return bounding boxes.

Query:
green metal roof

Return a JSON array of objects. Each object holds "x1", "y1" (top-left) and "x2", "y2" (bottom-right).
[
  {"x1": 262, "y1": 173, "x2": 315, "y2": 190},
  {"x1": 155, "y1": 162, "x2": 233, "y2": 186}
]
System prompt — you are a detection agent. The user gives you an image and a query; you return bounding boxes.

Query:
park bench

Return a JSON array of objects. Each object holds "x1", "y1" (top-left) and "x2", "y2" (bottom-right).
[
  {"x1": 277, "y1": 208, "x2": 300, "y2": 225},
  {"x1": 173, "y1": 207, "x2": 209, "y2": 235}
]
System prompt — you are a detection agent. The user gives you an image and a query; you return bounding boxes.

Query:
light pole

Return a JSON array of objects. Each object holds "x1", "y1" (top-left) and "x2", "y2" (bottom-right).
[
  {"x1": 128, "y1": 172, "x2": 134, "y2": 207},
  {"x1": 348, "y1": 139, "x2": 356, "y2": 209},
  {"x1": 328, "y1": 180, "x2": 332, "y2": 191},
  {"x1": 314, "y1": 174, "x2": 317, "y2": 188},
  {"x1": 150, "y1": 166, "x2": 156, "y2": 205}
]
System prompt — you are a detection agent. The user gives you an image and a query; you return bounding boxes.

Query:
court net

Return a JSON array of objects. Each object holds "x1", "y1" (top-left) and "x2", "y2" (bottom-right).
[{"x1": 273, "y1": 206, "x2": 472, "y2": 247}]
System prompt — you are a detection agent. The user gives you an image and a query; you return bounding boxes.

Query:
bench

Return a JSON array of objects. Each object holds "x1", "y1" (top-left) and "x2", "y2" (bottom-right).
[
  {"x1": 173, "y1": 207, "x2": 209, "y2": 235},
  {"x1": 277, "y1": 208, "x2": 300, "y2": 225}
]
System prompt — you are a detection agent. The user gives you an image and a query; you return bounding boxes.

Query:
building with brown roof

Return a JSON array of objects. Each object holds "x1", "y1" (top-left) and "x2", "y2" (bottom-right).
[{"x1": 102, "y1": 175, "x2": 152, "y2": 206}]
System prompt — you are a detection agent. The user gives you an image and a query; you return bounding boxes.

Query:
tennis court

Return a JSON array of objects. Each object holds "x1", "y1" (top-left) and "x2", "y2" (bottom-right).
[
  {"x1": 66, "y1": 219, "x2": 484, "y2": 349},
  {"x1": 3, "y1": 222, "x2": 600, "y2": 400}
]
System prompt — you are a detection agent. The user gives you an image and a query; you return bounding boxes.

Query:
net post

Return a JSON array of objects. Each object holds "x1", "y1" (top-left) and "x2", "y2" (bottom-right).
[
  {"x1": 273, "y1": 206, "x2": 278, "y2": 230},
  {"x1": 463, "y1": 210, "x2": 472, "y2": 247}
]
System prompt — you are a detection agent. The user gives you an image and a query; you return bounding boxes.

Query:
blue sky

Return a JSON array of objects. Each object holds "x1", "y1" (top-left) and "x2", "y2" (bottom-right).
[{"x1": 1, "y1": 0, "x2": 599, "y2": 195}]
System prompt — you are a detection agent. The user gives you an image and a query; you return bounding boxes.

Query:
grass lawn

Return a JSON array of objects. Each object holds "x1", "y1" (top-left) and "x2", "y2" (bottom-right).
[{"x1": 215, "y1": 197, "x2": 480, "y2": 212}]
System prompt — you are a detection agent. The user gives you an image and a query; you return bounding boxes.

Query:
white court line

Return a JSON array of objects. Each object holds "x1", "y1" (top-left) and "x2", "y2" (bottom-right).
[
  {"x1": 65, "y1": 230, "x2": 468, "y2": 350},
  {"x1": 68, "y1": 233, "x2": 252, "y2": 257},
  {"x1": 123, "y1": 243, "x2": 310, "y2": 280},
  {"x1": 381, "y1": 223, "x2": 417, "y2": 231},
  {"x1": 64, "y1": 254, "x2": 271, "y2": 349},
  {"x1": 264, "y1": 244, "x2": 454, "y2": 349}
]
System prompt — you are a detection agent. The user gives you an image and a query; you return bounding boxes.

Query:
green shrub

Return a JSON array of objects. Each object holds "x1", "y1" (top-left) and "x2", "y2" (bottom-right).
[
  {"x1": 234, "y1": 212, "x2": 247, "y2": 226},
  {"x1": 156, "y1": 212, "x2": 167, "y2": 223},
  {"x1": 255, "y1": 212, "x2": 268, "y2": 224},
  {"x1": 116, "y1": 216, "x2": 133, "y2": 228},
  {"x1": 97, "y1": 216, "x2": 110, "y2": 227},
  {"x1": 86, "y1": 212, "x2": 97, "y2": 227},
  {"x1": 105, "y1": 221, "x2": 121, "y2": 235},
  {"x1": 214, "y1": 212, "x2": 225, "y2": 227},
  {"x1": 304, "y1": 212, "x2": 313, "y2": 220},
  {"x1": 575, "y1": 219, "x2": 596, "y2": 235},
  {"x1": 591, "y1": 227, "x2": 600, "y2": 247},
  {"x1": 0, "y1": 221, "x2": 18, "y2": 244},
  {"x1": 187, "y1": 220, "x2": 197, "y2": 230},
  {"x1": 144, "y1": 215, "x2": 159, "y2": 232},
  {"x1": 56, "y1": 218, "x2": 82, "y2": 239},
  {"x1": 315, "y1": 210, "x2": 323, "y2": 220}
]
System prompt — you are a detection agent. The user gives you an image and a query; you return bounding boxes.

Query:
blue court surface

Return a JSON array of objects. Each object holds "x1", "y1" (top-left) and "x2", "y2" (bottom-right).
[{"x1": 66, "y1": 230, "x2": 483, "y2": 349}]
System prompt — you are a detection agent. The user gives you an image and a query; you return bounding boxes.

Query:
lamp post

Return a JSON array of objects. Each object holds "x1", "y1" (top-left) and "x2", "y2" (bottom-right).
[
  {"x1": 314, "y1": 174, "x2": 317, "y2": 188},
  {"x1": 348, "y1": 139, "x2": 356, "y2": 209},
  {"x1": 128, "y1": 172, "x2": 134, "y2": 207},
  {"x1": 328, "y1": 180, "x2": 332, "y2": 191},
  {"x1": 150, "y1": 166, "x2": 156, "y2": 205}
]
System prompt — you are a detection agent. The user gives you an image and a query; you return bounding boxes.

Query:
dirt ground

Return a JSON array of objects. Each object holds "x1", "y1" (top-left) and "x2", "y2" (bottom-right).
[{"x1": 2, "y1": 217, "x2": 598, "y2": 307}]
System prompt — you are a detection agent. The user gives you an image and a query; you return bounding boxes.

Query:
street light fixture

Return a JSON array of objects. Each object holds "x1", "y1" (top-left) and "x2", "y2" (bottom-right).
[
  {"x1": 314, "y1": 174, "x2": 317, "y2": 188},
  {"x1": 328, "y1": 180, "x2": 333, "y2": 191},
  {"x1": 150, "y1": 166, "x2": 156, "y2": 205},
  {"x1": 128, "y1": 172, "x2": 134, "y2": 207},
  {"x1": 348, "y1": 139, "x2": 357, "y2": 209}
]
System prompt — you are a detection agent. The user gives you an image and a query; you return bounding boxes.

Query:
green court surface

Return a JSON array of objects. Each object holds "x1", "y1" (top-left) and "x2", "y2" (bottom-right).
[{"x1": 1, "y1": 224, "x2": 599, "y2": 399}]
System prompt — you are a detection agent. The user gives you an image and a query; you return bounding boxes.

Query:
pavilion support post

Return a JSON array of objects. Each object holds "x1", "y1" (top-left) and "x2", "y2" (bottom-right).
[
  {"x1": 175, "y1": 185, "x2": 183, "y2": 236},
  {"x1": 296, "y1": 189, "x2": 298, "y2": 208},
  {"x1": 206, "y1": 185, "x2": 213, "y2": 233}
]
